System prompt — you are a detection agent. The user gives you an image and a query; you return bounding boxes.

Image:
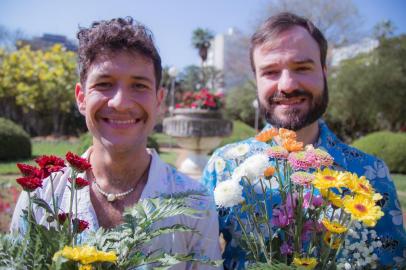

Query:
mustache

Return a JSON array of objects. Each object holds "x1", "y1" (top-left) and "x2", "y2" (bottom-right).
[{"x1": 268, "y1": 89, "x2": 312, "y2": 103}]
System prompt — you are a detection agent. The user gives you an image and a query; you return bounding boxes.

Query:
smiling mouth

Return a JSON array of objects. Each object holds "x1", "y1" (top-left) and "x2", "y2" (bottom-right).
[
  {"x1": 273, "y1": 97, "x2": 306, "y2": 105},
  {"x1": 103, "y1": 118, "x2": 143, "y2": 126}
]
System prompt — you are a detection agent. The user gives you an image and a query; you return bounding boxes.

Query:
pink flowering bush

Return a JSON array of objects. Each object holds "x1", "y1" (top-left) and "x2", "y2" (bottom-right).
[{"x1": 176, "y1": 88, "x2": 224, "y2": 110}]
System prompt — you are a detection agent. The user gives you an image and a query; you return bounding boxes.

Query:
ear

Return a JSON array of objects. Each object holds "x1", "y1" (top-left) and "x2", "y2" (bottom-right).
[
  {"x1": 75, "y1": 83, "x2": 86, "y2": 116},
  {"x1": 156, "y1": 87, "x2": 165, "y2": 108}
]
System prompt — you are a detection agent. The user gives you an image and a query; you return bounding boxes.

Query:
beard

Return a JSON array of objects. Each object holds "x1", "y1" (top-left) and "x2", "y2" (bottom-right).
[{"x1": 260, "y1": 76, "x2": 328, "y2": 131}]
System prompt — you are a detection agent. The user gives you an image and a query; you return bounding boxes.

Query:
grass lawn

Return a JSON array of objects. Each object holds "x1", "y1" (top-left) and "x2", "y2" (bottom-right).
[{"x1": 393, "y1": 174, "x2": 406, "y2": 210}]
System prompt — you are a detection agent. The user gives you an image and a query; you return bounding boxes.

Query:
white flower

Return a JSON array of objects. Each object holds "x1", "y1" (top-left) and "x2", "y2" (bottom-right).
[
  {"x1": 225, "y1": 144, "x2": 250, "y2": 159},
  {"x1": 213, "y1": 179, "x2": 244, "y2": 208},
  {"x1": 213, "y1": 157, "x2": 226, "y2": 175},
  {"x1": 231, "y1": 165, "x2": 247, "y2": 183},
  {"x1": 240, "y1": 153, "x2": 269, "y2": 180},
  {"x1": 344, "y1": 262, "x2": 351, "y2": 270}
]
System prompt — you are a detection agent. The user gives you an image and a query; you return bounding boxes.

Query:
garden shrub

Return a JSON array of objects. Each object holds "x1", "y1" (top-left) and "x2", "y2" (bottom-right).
[
  {"x1": 352, "y1": 131, "x2": 406, "y2": 174},
  {"x1": 0, "y1": 118, "x2": 31, "y2": 161},
  {"x1": 77, "y1": 132, "x2": 160, "y2": 154}
]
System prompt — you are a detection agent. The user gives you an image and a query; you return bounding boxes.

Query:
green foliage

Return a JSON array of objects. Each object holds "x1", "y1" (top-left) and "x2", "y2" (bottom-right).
[
  {"x1": 77, "y1": 132, "x2": 160, "y2": 154},
  {"x1": 0, "y1": 117, "x2": 31, "y2": 160},
  {"x1": 218, "y1": 120, "x2": 256, "y2": 148},
  {"x1": 224, "y1": 80, "x2": 258, "y2": 127},
  {"x1": 178, "y1": 65, "x2": 222, "y2": 92},
  {"x1": 327, "y1": 35, "x2": 406, "y2": 140},
  {"x1": 352, "y1": 131, "x2": 406, "y2": 174}
]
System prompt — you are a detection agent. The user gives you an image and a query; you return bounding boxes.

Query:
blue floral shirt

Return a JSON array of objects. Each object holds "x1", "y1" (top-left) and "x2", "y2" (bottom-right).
[{"x1": 202, "y1": 120, "x2": 406, "y2": 269}]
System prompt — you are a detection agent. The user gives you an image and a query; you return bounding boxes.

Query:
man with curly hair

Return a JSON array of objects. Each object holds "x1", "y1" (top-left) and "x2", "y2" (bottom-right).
[{"x1": 12, "y1": 17, "x2": 221, "y2": 269}]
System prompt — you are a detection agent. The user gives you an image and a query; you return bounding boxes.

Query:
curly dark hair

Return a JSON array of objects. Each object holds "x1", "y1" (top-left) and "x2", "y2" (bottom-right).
[
  {"x1": 250, "y1": 12, "x2": 328, "y2": 72},
  {"x1": 77, "y1": 17, "x2": 162, "y2": 89}
]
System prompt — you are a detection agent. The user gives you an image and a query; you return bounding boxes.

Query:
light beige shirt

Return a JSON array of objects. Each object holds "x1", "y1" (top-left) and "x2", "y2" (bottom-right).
[{"x1": 11, "y1": 149, "x2": 222, "y2": 269}]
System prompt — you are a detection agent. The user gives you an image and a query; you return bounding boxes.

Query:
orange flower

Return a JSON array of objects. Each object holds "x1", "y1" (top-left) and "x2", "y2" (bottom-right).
[
  {"x1": 264, "y1": 166, "x2": 276, "y2": 177},
  {"x1": 279, "y1": 128, "x2": 297, "y2": 140},
  {"x1": 282, "y1": 138, "x2": 303, "y2": 152},
  {"x1": 255, "y1": 128, "x2": 278, "y2": 143}
]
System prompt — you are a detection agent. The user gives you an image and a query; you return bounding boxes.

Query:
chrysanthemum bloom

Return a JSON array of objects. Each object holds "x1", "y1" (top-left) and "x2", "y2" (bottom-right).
[
  {"x1": 323, "y1": 231, "x2": 342, "y2": 249},
  {"x1": 213, "y1": 180, "x2": 244, "y2": 208},
  {"x1": 304, "y1": 146, "x2": 333, "y2": 168},
  {"x1": 282, "y1": 138, "x2": 303, "y2": 152},
  {"x1": 66, "y1": 152, "x2": 91, "y2": 172},
  {"x1": 346, "y1": 173, "x2": 375, "y2": 198},
  {"x1": 320, "y1": 189, "x2": 344, "y2": 208},
  {"x1": 267, "y1": 145, "x2": 289, "y2": 159},
  {"x1": 69, "y1": 177, "x2": 90, "y2": 190},
  {"x1": 292, "y1": 256, "x2": 318, "y2": 269},
  {"x1": 35, "y1": 155, "x2": 66, "y2": 178},
  {"x1": 263, "y1": 166, "x2": 275, "y2": 178},
  {"x1": 16, "y1": 176, "x2": 43, "y2": 192},
  {"x1": 288, "y1": 151, "x2": 315, "y2": 171},
  {"x1": 255, "y1": 128, "x2": 278, "y2": 142},
  {"x1": 322, "y1": 218, "x2": 348, "y2": 234},
  {"x1": 343, "y1": 194, "x2": 384, "y2": 227},
  {"x1": 225, "y1": 144, "x2": 250, "y2": 159},
  {"x1": 52, "y1": 245, "x2": 117, "y2": 265},
  {"x1": 291, "y1": 171, "x2": 315, "y2": 186},
  {"x1": 312, "y1": 168, "x2": 349, "y2": 190},
  {"x1": 303, "y1": 192, "x2": 323, "y2": 209},
  {"x1": 73, "y1": 218, "x2": 90, "y2": 233},
  {"x1": 240, "y1": 153, "x2": 269, "y2": 180},
  {"x1": 16, "y1": 163, "x2": 41, "y2": 178},
  {"x1": 213, "y1": 157, "x2": 226, "y2": 175}
]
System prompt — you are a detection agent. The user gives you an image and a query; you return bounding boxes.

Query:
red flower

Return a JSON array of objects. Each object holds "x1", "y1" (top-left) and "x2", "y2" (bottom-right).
[
  {"x1": 73, "y1": 218, "x2": 89, "y2": 233},
  {"x1": 16, "y1": 176, "x2": 43, "y2": 192},
  {"x1": 66, "y1": 152, "x2": 91, "y2": 172},
  {"x1": 57, "y1": 212, "x2": 70, "y2": 224},
  {"x1": 35, "y1": 155, "x2": 66, "y2": 178},
  {"x1": 69, "y1": 177, "x2": 90, "y2": 189},
  {"x1": 16, "y1": 163, "x2": 41, "y2": 178}
]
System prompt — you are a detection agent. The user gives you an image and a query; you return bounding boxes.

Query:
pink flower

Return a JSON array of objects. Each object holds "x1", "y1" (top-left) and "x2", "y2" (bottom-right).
[
  {"x1": 305, "y1": 147, "x2": 333, "y2": 168},
  {"x1": 291, "y1": 171, "x2": 315, "y2": 187},
  {"x1": 272, "y1": 206, "x2": 294, "y2": 228},
  {"x1": 303, "y1": 192, "x2": 324, "y2": 209},
  {"x1": 267, "y1": 146, "x2": 289, "y2": 159},
  {"x1": 288, "y1": 151, "x2": 315, "y2": 171}
]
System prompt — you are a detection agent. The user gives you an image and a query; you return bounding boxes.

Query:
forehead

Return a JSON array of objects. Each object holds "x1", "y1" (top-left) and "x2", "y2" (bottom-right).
[
  {"x1": 86, "y1": 51, "x2": 155, "y2": 81},
  {"x1": 254, "y1": 26, "x2": 321, "y2": 65}
]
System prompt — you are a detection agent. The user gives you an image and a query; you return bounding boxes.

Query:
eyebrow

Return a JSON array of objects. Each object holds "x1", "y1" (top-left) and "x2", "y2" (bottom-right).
[
  {"x1": 292, "y1": 58, "x2": 315, "y2": 65},
  {"x1": 92, "y1": 74, "x2": 153, "y2": 84}
]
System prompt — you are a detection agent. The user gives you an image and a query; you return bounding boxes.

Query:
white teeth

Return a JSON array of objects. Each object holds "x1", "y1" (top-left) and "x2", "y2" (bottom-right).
[{"x1": 108, "y1": 119, "x2": 136, "y2": 124}]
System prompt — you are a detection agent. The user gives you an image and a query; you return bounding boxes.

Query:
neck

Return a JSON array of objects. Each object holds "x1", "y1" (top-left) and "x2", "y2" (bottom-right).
[
  {"x1": 89, "y1": 143, "x2": 151, "y2": 192},
  {"x1": 295, "y1": 121, "x2": 320, "y2": 146}
]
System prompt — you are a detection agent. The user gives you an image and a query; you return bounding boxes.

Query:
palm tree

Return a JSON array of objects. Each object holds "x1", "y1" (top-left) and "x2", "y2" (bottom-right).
[{"x1": 191, "y1": 28, "x2": 214, "y2": 66}]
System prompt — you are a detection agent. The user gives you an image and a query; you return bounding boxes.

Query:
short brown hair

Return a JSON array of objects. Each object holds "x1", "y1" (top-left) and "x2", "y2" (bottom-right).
[
  {"x1": 77, "y1": 17, "x2": 162, "y2": 88},
  {"x1": 250, "y1": 12, "x2": 328, "y2": 72}
]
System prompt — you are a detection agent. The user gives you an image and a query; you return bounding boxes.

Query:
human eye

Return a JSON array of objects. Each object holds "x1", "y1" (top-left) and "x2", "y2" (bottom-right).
[
  {"x1": 93, "y1": 82, "x2": 113, "y2": 91},
  {"x1": 132, "y1": 82, "x2": 151, "y2": 91},
  {"x1": 262, "y1": 69, "x2": 279, "y2": 77},
  {"x1": 295, "y1": 65, "x2": 312, "y2": 73}
]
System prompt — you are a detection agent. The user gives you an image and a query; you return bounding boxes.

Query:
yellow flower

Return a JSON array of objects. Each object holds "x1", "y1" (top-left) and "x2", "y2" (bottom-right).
[
  {"x1": 312, "y1": 169, "x2": 349, "y2": 190},
  {"x1": 347, "y1": 173, "x2": 374, "y2": 197},
  {"x1": 320, "y1": 189, "x2": 343, "y2": 208},
  {"x1": 323, "y1": 231, "x2": 342, "y2": 249},
  {"x1": 343, "y1": 194, "x2": 384, "y2": 227},
  {"x1": 321, "y1": 218, "x2": 348, "y2": 234},
  {"x1": 53, "y1": 245, "x2": 117, "y2": 265},
  {"x1": 79, "y1": 265, "x2": 93, "y2": 270},
  {"x1": 292, "y1": 256, "x2": 318, "y2": 269}
]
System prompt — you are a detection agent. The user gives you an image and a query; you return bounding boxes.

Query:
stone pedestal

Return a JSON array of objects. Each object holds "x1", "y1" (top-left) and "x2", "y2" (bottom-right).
[{"x1": 163, "y1": 109, "x2": 233, "y2": 180}]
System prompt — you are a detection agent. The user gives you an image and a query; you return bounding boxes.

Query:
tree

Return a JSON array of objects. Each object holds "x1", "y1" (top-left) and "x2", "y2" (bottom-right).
[
  {"x1": 178, "y1": 65, "x2": 223, "y2": 92},
  {"x1": 224, "y1": 80, "x2": 259, "y2": 127},
  {"x1": 326, "y1": 34, "x2": 406, "y2": 141},
  {"x1": 191, "y1": 28, "x2": 214, "y2": 65},
  {"x1": 261, "y1": 0, "x2": 362, "y2": 46},
  {"x1": 0, "y1": 44, "x2": 80, "y2": 135},
  {"x1": 373, "y1": 20, "x2": 396, "y2": 39}
]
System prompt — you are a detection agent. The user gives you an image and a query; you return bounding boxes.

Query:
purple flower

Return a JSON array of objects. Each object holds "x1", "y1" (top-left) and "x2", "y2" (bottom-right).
[
  {"x1": 280, "y1": 242, "x2": 293, "y2": 255},
  {"x1": 303, "y1": 192, "x2": 324, "y2": 209}
]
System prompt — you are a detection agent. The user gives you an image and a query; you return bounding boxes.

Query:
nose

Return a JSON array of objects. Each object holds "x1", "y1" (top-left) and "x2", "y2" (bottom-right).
[
  {"x1": 108, "y1": 87, "x2": 134, "y2": 112},
  {"x1": 278, "y1": 70, "x2": 298, "y2": 93}
]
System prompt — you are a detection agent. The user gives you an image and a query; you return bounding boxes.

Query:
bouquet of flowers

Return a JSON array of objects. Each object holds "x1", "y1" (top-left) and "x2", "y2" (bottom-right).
[
  {"x1": 213, "y1": 128, "x2": 384, "y2": 269},
  {"x1": 175, "y1": 88, "x2": 223, "y2": 110},
  {"x1": 0, "y1": 152, "x2": 218, "y2": 270}
]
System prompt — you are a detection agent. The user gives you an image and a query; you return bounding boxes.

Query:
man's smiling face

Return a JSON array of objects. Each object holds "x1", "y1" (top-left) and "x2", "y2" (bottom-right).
[
  {"x1": 253, "y1": 26, "x2": 328, "y2": 131},
  {"x1": 76, "y1": 51, "x2": 163, "y2": 153}
]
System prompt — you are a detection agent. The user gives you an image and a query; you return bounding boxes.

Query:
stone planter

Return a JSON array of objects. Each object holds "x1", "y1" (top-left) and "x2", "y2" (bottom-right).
[{"x1": 163, "y1": 108, "x2": 233, "y2": 179}]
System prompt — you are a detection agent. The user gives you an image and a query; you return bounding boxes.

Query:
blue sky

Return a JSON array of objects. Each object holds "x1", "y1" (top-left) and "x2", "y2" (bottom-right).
[{"x1": 1, "y1": 0, "x2": 405, "y2": 69}]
